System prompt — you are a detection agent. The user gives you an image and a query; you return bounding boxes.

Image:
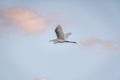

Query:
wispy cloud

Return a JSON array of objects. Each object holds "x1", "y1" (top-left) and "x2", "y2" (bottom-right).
[
  {"x1": 35, "y1": 77, "x2": 48, "y2": 80},
  {"x1": 0, "y1": 7, "x2": 50, "y2": 32},
  {"x1": 80, "y1": 37, "x2": 120, "y2": 51},
  {"x1": 0, "y1": 6, "x2": 69, "y2": 35}
]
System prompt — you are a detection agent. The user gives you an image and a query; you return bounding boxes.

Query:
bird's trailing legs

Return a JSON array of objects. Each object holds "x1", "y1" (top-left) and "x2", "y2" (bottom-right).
[{"x1": 64, "y1": 41, "x2": 77, "y2": 44}]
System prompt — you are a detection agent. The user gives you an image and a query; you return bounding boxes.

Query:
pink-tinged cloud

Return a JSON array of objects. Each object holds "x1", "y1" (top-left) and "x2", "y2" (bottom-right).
[
  {"x1": 35, "y1": 77, "x2": 48, "y2": 80},
  {"x1": 0, "y1": 7, "x2": 49, "y2": 32},
  {"x1": 80, "y1": 37, "x2": 120, "y2": 51}
]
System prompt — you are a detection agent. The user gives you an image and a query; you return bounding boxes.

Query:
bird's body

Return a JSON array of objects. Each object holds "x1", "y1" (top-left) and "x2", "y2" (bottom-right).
[{"x1": 50, "y1": 24, "x2": 77, "y2": 44}]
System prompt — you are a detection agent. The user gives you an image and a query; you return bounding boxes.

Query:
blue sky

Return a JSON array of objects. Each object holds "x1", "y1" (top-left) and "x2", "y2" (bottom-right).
[{"x1": 0, "y1": 0, "x2": 120, "y2": 80}]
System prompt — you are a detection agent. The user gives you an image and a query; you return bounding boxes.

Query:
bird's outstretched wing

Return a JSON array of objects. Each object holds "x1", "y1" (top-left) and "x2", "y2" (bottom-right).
[
  {"x1": 55, "y1": 24, "x2": 64, "y2": 40},
  {"x1": 64, "y1": 32, "x2": 72, "y2": 40}
]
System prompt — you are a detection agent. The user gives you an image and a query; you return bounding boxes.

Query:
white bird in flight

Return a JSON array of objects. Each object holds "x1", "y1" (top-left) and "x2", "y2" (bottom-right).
[{"x1": 49, "y1": 24, "x2": 77, "y2": 44}]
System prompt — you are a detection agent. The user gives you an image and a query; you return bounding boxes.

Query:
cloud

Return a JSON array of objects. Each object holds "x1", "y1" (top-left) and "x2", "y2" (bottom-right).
[
  {"x1": 0, "y1": 6, "x2": 69, "y2": 35},
  {"x1": 35, "y1": 77, "x2": 48, "y2": 80},
  {"x1": 80, "y1": 37, "x2": 120, "y2": 51},
  {"x1": 0, "y1": 7, "x2": 50, "y2": 32}
]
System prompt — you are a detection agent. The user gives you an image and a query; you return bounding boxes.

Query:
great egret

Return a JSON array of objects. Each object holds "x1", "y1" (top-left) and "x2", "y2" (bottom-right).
[{"x1": 49, "y1": 24, "x2": 77, "y2": 44}]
